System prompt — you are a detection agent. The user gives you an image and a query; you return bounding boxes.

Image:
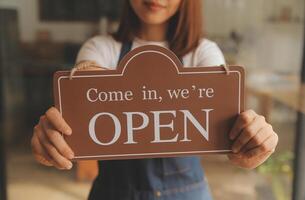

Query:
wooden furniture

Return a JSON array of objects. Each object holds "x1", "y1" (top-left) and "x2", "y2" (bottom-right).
[
  {"x1": 246, "y1": 75, "x2": 305, "y2": 121},
  {"x1": 76, "y1": 161, "x2": 98, "y2": 181}
]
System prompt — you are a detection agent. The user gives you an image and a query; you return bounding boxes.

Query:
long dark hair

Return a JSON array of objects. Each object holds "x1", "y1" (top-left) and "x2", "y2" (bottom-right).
[{"x1": 113, "y1": 0, "x2": 204, "y2": 58}]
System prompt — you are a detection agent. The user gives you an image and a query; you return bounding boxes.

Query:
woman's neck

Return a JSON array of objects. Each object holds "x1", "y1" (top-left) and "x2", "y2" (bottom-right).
[{"x1": 138, "y1": 23, "x2": 168, "y2": 42}]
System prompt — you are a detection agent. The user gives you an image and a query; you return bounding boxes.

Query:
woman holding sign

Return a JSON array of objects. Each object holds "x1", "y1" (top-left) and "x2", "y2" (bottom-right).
[{"x1": 31, "y1": 0, "x2": 278, "y2": 199}]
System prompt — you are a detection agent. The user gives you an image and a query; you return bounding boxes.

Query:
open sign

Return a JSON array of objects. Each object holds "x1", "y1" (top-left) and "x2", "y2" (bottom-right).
[{"x1": 53, "y1": 45, "x2": 245, "y2": 160}]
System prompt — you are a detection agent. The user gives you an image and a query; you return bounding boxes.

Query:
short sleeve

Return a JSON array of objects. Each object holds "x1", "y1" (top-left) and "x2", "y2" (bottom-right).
[
  {"x1": 196, "y1": 39, "x2": 226, "y2": 66},
  {"x1": 76, "y1": 35, "x2": 120, "y2": 69}
]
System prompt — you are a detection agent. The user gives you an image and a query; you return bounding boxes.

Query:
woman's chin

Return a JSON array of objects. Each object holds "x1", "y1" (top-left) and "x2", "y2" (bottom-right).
[{"x1": 140, "y1": 15, "x2": 169, "y2": 26}]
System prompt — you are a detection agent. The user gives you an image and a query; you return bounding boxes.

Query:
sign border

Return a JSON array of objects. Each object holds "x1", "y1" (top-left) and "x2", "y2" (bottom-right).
[{"x1": 56, "y1": 50, "x2": 242, "y2": 159}]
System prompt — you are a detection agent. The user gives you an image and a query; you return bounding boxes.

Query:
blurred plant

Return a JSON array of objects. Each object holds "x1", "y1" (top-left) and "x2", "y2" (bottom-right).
[
  {"x1": 257, "y1": 151, "x2": 294, "y2": 200},
  {"x1": 257, "y1": 151, "x2": 293, "y2": 175}
]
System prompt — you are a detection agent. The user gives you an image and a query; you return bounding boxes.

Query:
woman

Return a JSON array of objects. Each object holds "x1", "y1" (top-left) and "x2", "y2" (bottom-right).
[{"x1": 31, "y1": 0, "x2": 278, "y2": 199}]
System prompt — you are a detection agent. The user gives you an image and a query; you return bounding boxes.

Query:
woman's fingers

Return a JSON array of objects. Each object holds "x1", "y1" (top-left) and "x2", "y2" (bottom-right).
[
  {"x1": 245, "y1": 133, "x2": 278, "y2": 158},
  {"x1": 41, "y1": 118, "x2": 74, "y2": 160},
  {"x1": 45, "y1": 107, "x2": 72, "y2": 136},
  {"x1": 229, "y1": 110, "x2": 257, "y2": 140},
  {"x1": 36, "y1": 121, "x2": 73, "y2": 170},
  {"x1": 245, "y1": 124, "x2": 273, "y2": 150},
  {"x1": 31, "y1": 131, "x2": 53, "y2": 166},
  {"x1": 227, "y1": 110, "x2": 279, "y2": 169},
  {"x1": 32, "y1": 127, "x2": 63, "y2": 169},
  {"x1": 231, "y1": 115, "x2": 265, "y2": 153}
]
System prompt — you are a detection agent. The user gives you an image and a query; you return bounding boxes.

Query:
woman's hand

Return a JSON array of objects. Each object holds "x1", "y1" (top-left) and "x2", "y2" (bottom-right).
[
  {"x1": 227, "y1": 109, "x2": 279, "y2": 169},
  {"x1": 31, "y1": 107, "x2": 74, "y2": 170},
  {"x1": 31, "y1": 61, "x2": 103, "y2": 170}
]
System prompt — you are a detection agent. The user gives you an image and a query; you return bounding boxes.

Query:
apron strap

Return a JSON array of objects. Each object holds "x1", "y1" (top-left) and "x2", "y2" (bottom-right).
[{"x1": 118, "y1": 41, "x2": 133, "y2": 63}]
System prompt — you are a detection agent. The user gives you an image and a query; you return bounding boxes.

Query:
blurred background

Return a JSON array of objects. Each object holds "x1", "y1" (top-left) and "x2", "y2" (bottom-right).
[{"x1": 0, "y1": 0, "x2": 305, "y2": 199}]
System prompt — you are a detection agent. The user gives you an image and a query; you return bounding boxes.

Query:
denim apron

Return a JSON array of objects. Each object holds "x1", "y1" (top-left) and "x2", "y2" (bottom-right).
[{"x1": 88, "y1": 42, "x2": 213, "y2": 200}]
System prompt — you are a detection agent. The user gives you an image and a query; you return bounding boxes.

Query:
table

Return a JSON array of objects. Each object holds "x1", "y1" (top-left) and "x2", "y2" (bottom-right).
[{"x1": 246, "y1": 79, "x2": 305, "y2": 119}]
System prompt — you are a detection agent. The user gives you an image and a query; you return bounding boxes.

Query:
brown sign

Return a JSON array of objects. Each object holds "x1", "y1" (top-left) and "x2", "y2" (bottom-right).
[{"x1": 53, "y1": 45, "x2": 245, "y2": 160}]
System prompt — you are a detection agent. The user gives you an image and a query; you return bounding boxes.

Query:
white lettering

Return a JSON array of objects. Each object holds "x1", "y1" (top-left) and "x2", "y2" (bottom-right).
[
  {"x1": 88, "y1": 109, "x2": 213, "y2": 145},
  {"x1": 150, "y1": 110, "x2": 178, "y2": 143},
  {"x1": 86, "y1": 88, "x2": 134, "y2": 102},
  {"x1": 87, "y1": 88, "x2": 98, "y2": 102},
  {"x1": 167, "y1": 89, "x2": 189, "y2": 99},
  {"x1": 88, "y1": 112, "x2": 121, "y2": 145},
  {"x1": 123, "y1": 112, "x2": 149, "y2": 144},
  {"x1": 180, "y1": 109, "x2": 213, "y2": 141}
]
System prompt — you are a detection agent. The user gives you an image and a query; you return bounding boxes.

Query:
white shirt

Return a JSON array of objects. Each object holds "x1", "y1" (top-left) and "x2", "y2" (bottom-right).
[{"x1": 76, "y1": 35, "x2": 226, "y2": 69}]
